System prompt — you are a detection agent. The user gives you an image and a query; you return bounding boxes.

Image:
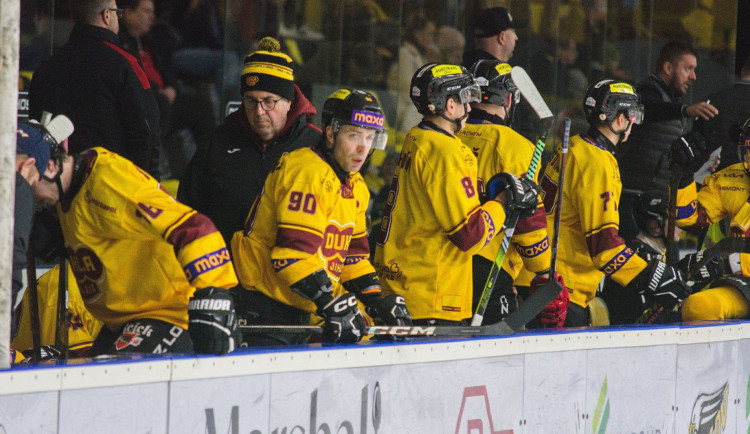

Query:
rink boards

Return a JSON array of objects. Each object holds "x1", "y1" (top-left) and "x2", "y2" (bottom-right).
[{"x1": 1, "y1": 321, "x2": 749, "y2": 433}]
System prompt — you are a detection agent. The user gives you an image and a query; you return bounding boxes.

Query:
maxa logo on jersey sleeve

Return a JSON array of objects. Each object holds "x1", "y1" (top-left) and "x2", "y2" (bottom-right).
[
  {"x1": 271, "y1": 258, "x2": 299, "y2": 272},
  {"x1": 183, "y1": 247, "x2": 231, "y2": 282},
  {"x1": 599, "y1": 247, "x2": 635, "y2": 275},
  {"x1": 344, "y1": 255, "x2": 367, "y2": 266},
  {"x1": 481, "y1": 209, "x2": 496, "y2": 247},
  {"x1": 515, "y1": 237, "x2": 549, "y2": 258},
  {"x1": 351, "y1": 110, "x2": 384, "y2": 128},
  {"x1": 676, "y1": 200, "x2": 698, "y2": 220}
]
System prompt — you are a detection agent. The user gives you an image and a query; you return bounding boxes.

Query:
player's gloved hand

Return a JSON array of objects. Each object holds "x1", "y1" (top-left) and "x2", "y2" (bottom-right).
[
  {"x1": 22, "y1": 345, "x2": 62, "y2": 362},
  {"x1": 629, "y1": 261, "x2": 691, "y2": 309},
  {"x1": 188, "y1": 287, "x2": 241, "y2": 354},
  {"x1": 484, "y1": 172, "x2": 540, "y2": 218},
  {"x1": 528, "y1": 272, "x2": 569, "y2": 327},
  {"x1": 366, "y1": 294, "x2": 412, "y2": 326},
  {"x1": 677, "y1": 250, "x2": 724, "y2": 290},
  {"x1": 317, "y1": 293, "x2": 366, "y2": 344},
  {"x1": 670, "y1": 132, "x2": 706, "y2": 169}
]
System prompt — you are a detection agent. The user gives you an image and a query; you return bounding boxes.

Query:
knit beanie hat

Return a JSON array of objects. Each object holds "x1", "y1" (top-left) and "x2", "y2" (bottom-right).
[{"x1": 241, "y1": 37, "x2": 295, "y2": 101}]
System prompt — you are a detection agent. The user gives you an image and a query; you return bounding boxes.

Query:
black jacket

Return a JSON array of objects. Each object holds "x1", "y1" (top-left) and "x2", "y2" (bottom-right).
[
  {"x1": 178, "y1": 86, "x2": 321, "y2": 246},
  {"x1": 694, "y1": 80, "x2": 750, "y2": 170},
  {"x1": 617, "y1": 73, "x2": 686, "y2": 193},
  {"x1": 29, "y1": 24, "x2": 161, "y2": 177},
  {"x1": 13, "y1": 173, "x2": 35, "y2": 332}
]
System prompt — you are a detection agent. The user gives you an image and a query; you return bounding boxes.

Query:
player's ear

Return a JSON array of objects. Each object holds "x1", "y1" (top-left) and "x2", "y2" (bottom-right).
[{"x1": 325, "y1": 125, "x2": 335, "y2": 148}]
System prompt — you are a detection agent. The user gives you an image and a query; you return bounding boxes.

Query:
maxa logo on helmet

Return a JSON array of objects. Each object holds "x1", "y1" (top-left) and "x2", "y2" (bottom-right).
[
  {"x1": 431, "y1": 64, "x2": 463, "y2": 78},
  {"x1": 351, "y1": 110, "x2": 384, "y2": 128}
]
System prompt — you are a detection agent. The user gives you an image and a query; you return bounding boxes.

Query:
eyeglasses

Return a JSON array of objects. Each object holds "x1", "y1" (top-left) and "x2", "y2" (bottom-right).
[
  {"x1": 242, "y1": 96, "x2": 284, "y2": 111},
  {"x1": 107, "y1": 8, "x2": 124, "y2": 19}
]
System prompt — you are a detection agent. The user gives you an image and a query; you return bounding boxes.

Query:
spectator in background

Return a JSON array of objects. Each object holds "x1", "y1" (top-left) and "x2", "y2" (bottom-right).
[
  {"x1": 462, "y1": 6, "x2": 524, "y2": 66},
  {"x1": 178, "y1": 37, "x2": 321, "y2": 247},
  {"x1": 387, "y1": 12, "x2": 437, "y2": 132},
  {"x1": 29, "y1": 0, "x2": 162, "y2": 177},
  {"x1": 119, "y1": 0, "x2": 216, "y2": 179},
  {"x1": 429, "y1": 25, "x2": 465, "y2": 64},
  {"x1": 693, "y1": 54, "x2": 750, "y2": 171},
  {"x1": 617, "y1": 40, "x2": 718, "y2": 240}
]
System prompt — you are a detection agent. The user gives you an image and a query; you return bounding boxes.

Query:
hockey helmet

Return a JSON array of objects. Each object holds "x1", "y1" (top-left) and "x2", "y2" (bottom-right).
[
  {"x1": 737, "y1": 117, "x2": 750, "y2": 174},
  {"x1": 322, "y1": 88, "x2": 388, "y2": 150},
  {"x1": 410, "y1": 63, "x2": 481, "y2": 116},
  {"x1": 468, "y1": 60, "x2": 519, "y2": 107},
  {"x1": 583, "y1": 80, "x2": 644, "y2": 126},
  {"x1": 632, "y1": 189, "x2": 667, "y2": 237}
]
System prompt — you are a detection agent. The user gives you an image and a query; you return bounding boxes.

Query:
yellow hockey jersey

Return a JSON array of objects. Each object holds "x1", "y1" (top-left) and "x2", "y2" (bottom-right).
[
  {"x1": 457, "y1": 120, "x2": 550, "y2": 277},
  {"x1": 231, "y1": 147, "x2": 375, "y2": 313},
  {"x1": 676, "y1": 163, "x2": 750, "y2": 274},
  {"x1": 13, "y1": 264, "x2": 103, "y2": 356},
  {"x1": 373, "y1": 123, "x2": 506, "y2": 321},
  {"x1": 58, "y1": 148, "x2": 238, "y2": 330},
  {"x1": 541, "y1": 133, "x2": 647, "y2": 307}
]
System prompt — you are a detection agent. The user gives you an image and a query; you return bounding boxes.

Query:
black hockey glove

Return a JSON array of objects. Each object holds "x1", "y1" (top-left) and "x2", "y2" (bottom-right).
[
  {"x1": 670, "y1": 132, "x2": 706, "y2": 170},
  {"x1": 366, "y1": 294, "x2": 412, "y2": 326},
  {"x1": 22, "y1": 345, "x2": 62, "y2": 362},
  {"x1": 483, "y1": 172, "x2": 540, "y2": 218},
  {"x1": 677, "y1": 250, "x2": 724, "y2": 290},
  {"x1": 188, "y1": 287, "x2": 241, "y2": 354},
  {"x1": 629, "y1": 261, "x2": 691, "y2": 309},
  {"x1": 317, "y1": 293, "x2": 366, "y2": 344}
]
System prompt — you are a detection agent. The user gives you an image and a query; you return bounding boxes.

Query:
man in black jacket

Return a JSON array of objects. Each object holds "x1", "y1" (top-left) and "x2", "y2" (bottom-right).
[
  {"x1": 178, "y1": 37, "x2": 321, "y2": 247},
  {"x1": 617, "y1": 40, "x2": 718, "y2": 240},
  {"x1": 29, "y1": 0, "x2": 161, "y2": 177}
]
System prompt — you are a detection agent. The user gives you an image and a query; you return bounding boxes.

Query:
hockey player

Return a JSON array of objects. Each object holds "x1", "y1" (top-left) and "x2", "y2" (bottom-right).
[
  {"x1": 231, "y1": 89, "x2": 411, "y2": 346},
  {"x1": 373, "y1": 63, "x2": 540, "y2": 325},
  {"x1": 25, "y1": 117, "x2": 240, "y2": 356},
  {"x1": 540, "y1": 79, "x2": 691, "y2": 327},
  {"x1": 457, "y1": 59, "x2": 567, "y2": 327},
  {"x1": 672, "y1": 118, "x2": 750, "y2": 320}
]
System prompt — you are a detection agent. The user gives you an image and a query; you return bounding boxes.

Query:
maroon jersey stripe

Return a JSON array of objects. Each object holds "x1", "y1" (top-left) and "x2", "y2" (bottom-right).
[
  {"x1": 167, "y1": 213, "x2": 218, "y2": 250},
  {"x1": 586, "y1": 226, "x2": 625, "y2": 257},
  {"x1": 447, "y1": 211, "x2": 486, "y2": 252},
  {"x1": 515, "y1": 207, "x2": 546, "y2": 234},
  {"x1": 277, "y1": 227, "x2": 323, "y2": 254}
]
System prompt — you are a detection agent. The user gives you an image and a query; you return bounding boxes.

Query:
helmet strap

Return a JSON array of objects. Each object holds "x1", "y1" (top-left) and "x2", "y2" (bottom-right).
[
  {"x1": 441, "y1": 103, "x2": 470, "y2": 133},
  {"x1": 607, "y1": 115, "x2": 632, "y2": 143}
]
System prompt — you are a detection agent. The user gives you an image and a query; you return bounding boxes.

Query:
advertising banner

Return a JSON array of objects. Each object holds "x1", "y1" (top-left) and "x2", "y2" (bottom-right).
[
  {"x1": 168, "y1": 374, "x2": 270, "y2": 433},
  {"x1": 523, "y1": 350, "x2": 587, "y2": 433},
  {"x1": 0, "y1": 391, "x2": 57, "y2": 433},
  {"x1": 736, "y1": 339, "x2": 750, "y2": 433},
  {"x1": 59, "y1": 383, "x2": 168, "y2": 434},
  {"x1": 585, "y1": 345, "x2": 677, "y2": 434},
  {"x1": 676, "y1": 341, "x2": 737, "y2": 434}
]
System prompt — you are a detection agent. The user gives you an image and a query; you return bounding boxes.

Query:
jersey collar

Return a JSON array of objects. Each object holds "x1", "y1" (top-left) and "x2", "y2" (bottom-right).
[{"x1": 582, "y1": 126, "x2": 616, "y2": 153}]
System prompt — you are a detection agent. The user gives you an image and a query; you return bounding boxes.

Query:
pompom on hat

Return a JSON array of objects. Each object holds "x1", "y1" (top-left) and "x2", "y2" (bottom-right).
[{"x1": 240, "y1": 37, "x2": 295, "y2": 101}]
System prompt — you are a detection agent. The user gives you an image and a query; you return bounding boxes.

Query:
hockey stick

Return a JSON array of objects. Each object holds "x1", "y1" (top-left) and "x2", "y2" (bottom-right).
[
  {"x1": 239, "y1": 322, "x2": 515, "y2": 337},
  {"x1": 55, "y1": 259, "x2": 70, "y2": 360},
  {"x1": 470, "y1": 66, "x2": 554, "y2": 326},
  {"x1": 25, "y1": 250, "x2": 42, "y2": 362},
  {"x1": 665, "y1": 164, "x2": 684, "y2": 265},
  {"x1": 501, "y1": 118, "x2": 571, "y2": 331},
  {"x1": 685, "y1": 237, "x2": 750, "y2": 279}
]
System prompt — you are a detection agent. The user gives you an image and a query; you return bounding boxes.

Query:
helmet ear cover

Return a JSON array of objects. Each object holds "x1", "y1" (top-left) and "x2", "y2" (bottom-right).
[{"x1": 410, "y1": 63, "x2": 481, "y2": 116}]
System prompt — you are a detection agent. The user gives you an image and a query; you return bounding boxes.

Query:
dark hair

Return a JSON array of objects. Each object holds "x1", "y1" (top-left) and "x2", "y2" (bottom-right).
[
  {"x1": 117, "y1": 0, "x2": 144, "y2": 10},
  {"x1": 654, "y1": 40, "x2": 697, "y2": 72},
  {"x1": 69, "y1": 0, "x2": 112, "y2": 24}
]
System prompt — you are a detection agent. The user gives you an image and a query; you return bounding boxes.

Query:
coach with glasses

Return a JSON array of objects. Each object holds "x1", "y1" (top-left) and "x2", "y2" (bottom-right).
[
  {"x1": 178, "y1": 37, "x2": 321, "y2": 247},
  {"x1": 29, "y1": 0, "x2": 162, "y2": 178}
]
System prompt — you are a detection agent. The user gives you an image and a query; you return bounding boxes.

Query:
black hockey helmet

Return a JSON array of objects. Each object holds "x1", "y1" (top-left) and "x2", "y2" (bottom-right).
[
  {"x1": 468, "y1": 60, "x2": 519, "y2": 107},
  {"x1": 633, "y1": 189, "x2": 667, "y2": 236},
  {"x1": 410, "y1": 63, "x2": 481, "y2": 116},
  {"x1": 322, "y1": 88, "x2": 388, "y2": 150},
  {"x1": 737, "y1": 117, "x2": 750, "y2": 175},
  {"x1": 583, "y1": 79, "x2": 644, "y2": 126}
]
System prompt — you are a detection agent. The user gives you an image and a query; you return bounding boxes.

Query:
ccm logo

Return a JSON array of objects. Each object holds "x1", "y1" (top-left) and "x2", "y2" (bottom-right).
[{"x1": 333, "y1": 296, "x2": 358, "y2": 313}]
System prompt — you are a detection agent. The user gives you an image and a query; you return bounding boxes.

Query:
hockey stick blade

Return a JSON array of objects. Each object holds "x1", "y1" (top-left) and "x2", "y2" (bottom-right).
[
  {"x1": 240, "y1": 322, "x2": 515, "y2": 337},
  {"x1": 511, "y1": 66, "x2": 553, "y2": 120},
  {"x1": 687, "y1": 237, "x2": 750, "y2": 279}
]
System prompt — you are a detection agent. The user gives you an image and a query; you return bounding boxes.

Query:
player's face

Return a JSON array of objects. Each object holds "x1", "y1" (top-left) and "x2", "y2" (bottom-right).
[
  {"x1": 332, "y1": 124, "x2": 375, "y2": 172},
  {"x1": 243, "y1": 90, "x2": 292, "y2": 142},
  {"x1": 668, "y1": 54, "x2": 697, "y2": 97}
]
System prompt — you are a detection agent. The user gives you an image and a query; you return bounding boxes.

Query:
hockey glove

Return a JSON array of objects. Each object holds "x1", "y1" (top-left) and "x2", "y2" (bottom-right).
[
  {"x1": 317, "y1": 293, "x2": 366, "y2": 344},
  {"x1": 677, "y1": 250, "x2": 724, "y2": 290},
  {"x1": 22, "y1": 345, "x2": 62, "y2": 362},
  {"x1": 528, "y1": 272, "x2": 569, "y2": 328},
  {"x1": 188, "y1": 287, "x2": 241, "y2": 354},
  {"x1": 629, "y1": 261, "x2": 691, "y2": 309},
  {"x1": 366, "y1": 294, "x2": 412, "y2": 326},
  {"x1": 484, "y1": 172, "x2": 540, "y2": 218},
  {"x1": 670, "y1": 132, "x2": 706, "y2": 170}
]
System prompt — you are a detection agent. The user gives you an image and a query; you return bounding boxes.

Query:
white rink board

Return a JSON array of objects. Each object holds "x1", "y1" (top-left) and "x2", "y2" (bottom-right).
[{"x1": 2, "y1": 323, "x2": 750, "y2": 433}]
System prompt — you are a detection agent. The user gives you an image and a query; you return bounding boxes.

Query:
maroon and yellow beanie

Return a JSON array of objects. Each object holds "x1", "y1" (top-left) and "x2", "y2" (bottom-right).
[{"x1": 241, "y1": 37, "x2": 295, "y2": 101}]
